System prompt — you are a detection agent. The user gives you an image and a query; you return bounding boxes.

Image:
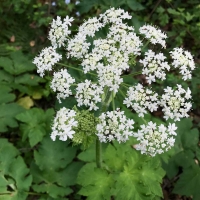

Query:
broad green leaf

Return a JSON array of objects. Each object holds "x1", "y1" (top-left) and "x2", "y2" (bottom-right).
[
  {"x1": 0, "y1": 85, "x2": 15, "y2": 104},
  {"x1": 77, "y1": 163, "x2": 114, "y2": 200},
  {"x1": 113, "y1": 150, "x2": 164, "y2": 200},
  {"x1": 15, "y1": 73, "x2": 42, "y2": 86},
  {"x1": 0, "y1": 69, "x2": 13, "y2": 82},
  {"x1": 100, "y1": 0, "x2": 125, "y2": 8},
  {"x1": 77, "y1": 141, "x2": 164, "y2": 200},
  {"x1": 34, "y1": 137, "x2": 77, "y2": 171},
  {"x1": 0, "y1": 139, "x2": 32, "y2": 200},
  {"x1": 0, "y1": 51, "x2": 35, "y2": 75},
  {"x1": 31, "y1": 161, "x2": 82, "y2": 198},
  {"x1": 173, "y1": 165, "x2": 200, "y2": 200},
  {"x1": 76, "y1": 0, "x2": 99, "y2": 14},
  {"x1": 127, "y1": 0, "x2": 145, "y2": 11},
  {"x1": 16, "y1": 108, "x2": 54, "y2": 146},
  {"x1": 0, "y1": 103, "x2": 24, "y2": 132}
]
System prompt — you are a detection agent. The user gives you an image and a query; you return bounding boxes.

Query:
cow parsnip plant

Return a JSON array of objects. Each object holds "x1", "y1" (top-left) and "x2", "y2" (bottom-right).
[{"x1": 33, "y1": 8, "x2": 195, "y2": 199}]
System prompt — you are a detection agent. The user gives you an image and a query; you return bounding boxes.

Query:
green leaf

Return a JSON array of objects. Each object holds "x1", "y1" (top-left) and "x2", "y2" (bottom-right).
[
  {"x1": 76, "y1": 0, "x2": 100, "y2": 14},
  {"x1": 77, "y1": 163, "x2": 114, "y2": 200},
  {"x1": 173, "y1": 165, "x2": 200, "y2": 200},
  {"x1": 0, "y1": 51, "x2": 35, "y2": 75},
  {"x1": 0, "y1": 103, "x2": 24, "y2": 132},
  {"x1": 127, "y1": 0, "x2": 145, "y2": 11},
  {"x1": 0, "y1": 139, "x2": 32, "y2": 200},
  {"x1": 113, "y1": 150, "x2": 164, "y2": 200},
  {"x1": 77, "y1": 141, "x2": 164, "y2": 200},
  {"x1": 100, "y1": 0, "x2": 125, "y2": 8},
  {"x1": 0, "y1": 85, "x2": 15, "y2": 104},
  {"x1": 34, "y1": 137, "x2": 77, "y2": 171},
  {"x1": 16, "y1": 108, "x2": 54, "y2": 146},
  {"x1": 175, "y1": 118, "x2": 199, "y2": 151},
  {"x1": 15, "y1": 73, "x2": 42, "y2": 86},
  {"x1": 31, "y1": 143, "x2": 82, "y2": 198},
  {"x1": 0, "y1": 69, "x2": 13, "y2": 83}
]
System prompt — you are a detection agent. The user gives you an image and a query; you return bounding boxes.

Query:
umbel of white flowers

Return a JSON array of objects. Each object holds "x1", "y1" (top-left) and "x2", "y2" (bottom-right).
[{"x1": 33, "y1": 8, "x2": 195, "y2": 157}]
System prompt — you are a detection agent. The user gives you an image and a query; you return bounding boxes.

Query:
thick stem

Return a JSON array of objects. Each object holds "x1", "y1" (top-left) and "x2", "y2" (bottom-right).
[
  {"x1": 96, "y1": 87, "x2": 113, "y2": 168},
  {"x1": 96, "y1": 139, "x2": 102, "y2": 168}
]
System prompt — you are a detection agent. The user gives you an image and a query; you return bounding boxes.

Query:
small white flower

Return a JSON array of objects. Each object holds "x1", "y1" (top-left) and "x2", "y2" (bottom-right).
[
  {"x1": 50, "y1": 69, "x2": 75, "y2": 103},
  {"x1": 51, "y1": 108, "x2": 78, "y2": 141},
  {"x1": 75, "y1": 80, "x2": 103, "y2": 111},
  {"x1": 67, "y1": 33, "x2": 90, "y2": 59},
  {"x1": 170, "y1": 48, "x2": 195, "y2": 80},
  {"x1": 123, "y1": 83, "x2": 159, "y2": 117},
  {"x1": 134, "y1": 122, "x2": 177, "y2": 156},
  {"x1": 49, "y1": 16, "x2": 73, "y2": 47},
  {"x1": 96, "y1": 109, "x2": 134, "y2": 143},
  {"x1": 33, "y1": 47, "x2": 62, "y2": 77},
  {"x1": 139, "y1": 24, "x2": 167, "y2": 48},
  {"x1": 139, "y1": 50, "x2": 170, "y2": 84},
  {"x1": 160, "y1": 84, "x2": 192, "y2": 121}
]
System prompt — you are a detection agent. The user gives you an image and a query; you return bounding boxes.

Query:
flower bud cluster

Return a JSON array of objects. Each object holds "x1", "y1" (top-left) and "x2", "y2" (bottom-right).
[
  {"x1": 96, "y1": 109, "x2": 134, "y2": 143},
  {"x1": 134, "y1": 122, "x2": 177, "y2": 156},
  {"x1": 51, "y1": 108, "x2": 77, "y2": 141}
]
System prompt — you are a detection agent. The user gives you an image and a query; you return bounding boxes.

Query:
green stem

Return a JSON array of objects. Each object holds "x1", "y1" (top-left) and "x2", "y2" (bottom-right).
[
  {"x1": 96, "y1": 139, "x2": 102, "y2": 168},
  {"x1": 96, "y1": 87, "x2": 113, "y2": 168},
  {"x1": 57, "y1": 62, "x2": 97, "y2": 76},
  {"x1": 112, "y1": 91, "x2": 115, "y2": 110}
]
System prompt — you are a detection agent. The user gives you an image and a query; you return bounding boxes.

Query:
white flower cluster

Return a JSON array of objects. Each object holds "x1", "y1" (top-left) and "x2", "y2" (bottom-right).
[
  {"x1": 170, "y1": 47, "x2": 195, "y2": 80},
  {"x1": 139, "y1": 24, "x2": 167, "y2": 48},
  {"x1": 134, "y1": 122, "x2": 177, "y2": 156},
  {"x1": 32, "y1": 8, "x2": 195, "y2": 156},
  {"x1": 75, "y1": 80, "x2": 103, "y2": 111},
  {"x1": 66, "y1": 8, "x2": 142, "y2": 92},
  {"x1": 139, "y1": 50, "x2": 170, "y2": 84},
  {"x1": 49, "y1": 16, "x2": 74, "y2": 47},
  {"x1": 50, "y1": 69, "x2": 75, "y2": 103},
  {"x1": 160, "y1": 84, "x2": 192, "y2": 121},
  {"x1": 96, "y1": 109, "x2": 134, "y2": 143},
  {"x1": 33, "y1": 47, "x2": 62, "y2": 77},
  {"x1": 51, "y1": 108, "x2": 77, "y2": 141},
  {"x1": 123, "y1": 83, "x2": 158, "y2": 117}
]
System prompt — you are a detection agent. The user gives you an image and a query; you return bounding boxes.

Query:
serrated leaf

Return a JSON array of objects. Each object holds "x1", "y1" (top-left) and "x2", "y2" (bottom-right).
[
  {"x1": 16, "y1": 108, "x2": 54, "y2": 146},
  {"x1": 0, "y1": 51, "x2": 35, "y2": 75},
  {"x1": 173, "y1": 165, "x2": 200, "y2": 200},
  {"x1": 0, "y1": 69, "x2": 14, "y2": 82},
  {"x1": 0, "y1": 139, "x2": 32, "y2": 200},
  {"x1": 127, "y1": 0, "x2": 145, "y2": 11},
  {"x1": 34, "y1": 137, "x2": 77, "y2": 171},
  {"x1": 77, "y1": 163, "x2": 114, "y2": 200},
  {"x1": 0, "y1": 85, "x2": 15, "y2": 104},
  {"x1": 113, "y1": 150, "x2": 164, "y2": 200},
  {"x1": 30, "y1": 161, "x2": 82, "y2": 198},
  {"x1": 100, "y1": 0, "x2": 125, "y2": 8},
  {"x1": 15, "y1": 73, "x2": 41, "y2": 86},
  {"x1": 0, "y1": 103, "x2": 24, "y2": 132},
  {"x1": 76, "y1": 0, "x2": 99, "y2": 14}
]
